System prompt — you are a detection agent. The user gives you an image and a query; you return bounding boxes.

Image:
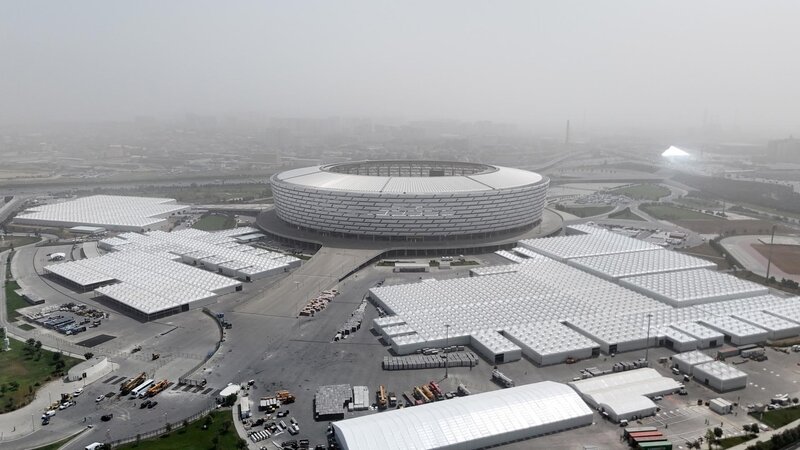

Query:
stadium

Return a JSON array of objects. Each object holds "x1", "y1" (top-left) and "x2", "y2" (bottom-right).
[{"x1": 268, "y1": 160, "x2": 550, "y2": 241}]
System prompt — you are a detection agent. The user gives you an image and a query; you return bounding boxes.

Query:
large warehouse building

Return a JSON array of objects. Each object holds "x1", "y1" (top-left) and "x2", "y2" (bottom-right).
[
  {"x1": 44, "y1": 227, "x2": 300, "y2": 320},
  {"x1": 13, "y1": 195, "x2": 188, "y2": 232},
  {"x1": 370, "y1": 226, "x2": 800, "y2": 363},
  {"x1": 332, "y1": 381, "x2": 593, "y2": 450},
  {"x1": 270, "y1": 160, "x2": 549, "y2": 240}
]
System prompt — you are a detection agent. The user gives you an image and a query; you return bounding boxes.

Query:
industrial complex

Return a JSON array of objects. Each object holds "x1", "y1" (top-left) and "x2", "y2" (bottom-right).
[
  {"x1": 43, "y1": 227, "x2": 299, "y2": 320},
  {"x1": 2, "y1": 161, "x2": 800, "y2": 450}
]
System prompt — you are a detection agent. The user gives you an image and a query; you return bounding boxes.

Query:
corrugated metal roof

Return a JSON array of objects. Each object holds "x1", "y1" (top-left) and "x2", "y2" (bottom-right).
[{"x1": 333, "y1": 381, "x2": 592, "y2": 450}]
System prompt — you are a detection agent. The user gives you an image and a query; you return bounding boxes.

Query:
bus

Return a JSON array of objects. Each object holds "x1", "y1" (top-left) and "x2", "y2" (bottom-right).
[{"x1": 129, "y1": 379, "x2": 154, "y2": 399}]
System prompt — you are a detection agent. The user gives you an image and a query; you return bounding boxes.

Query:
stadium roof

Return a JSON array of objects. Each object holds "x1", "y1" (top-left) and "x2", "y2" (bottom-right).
[
  {"x1": 332, "y1": 381, "x2": 593, "y2": 450},
  {"x1": 274, "y1": 163, "x2": 544, "y2": 193},
  {"x1": 15, "y1": 195, "x2": 187, "y2": 229}
]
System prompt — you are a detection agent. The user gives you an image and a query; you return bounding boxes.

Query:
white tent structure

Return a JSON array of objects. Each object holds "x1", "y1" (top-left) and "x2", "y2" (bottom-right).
[
  {"x1": 14, "y1": 195, "x2": 188, "y2": 232},
  {"x1": 372, "y1": 231, "x2": 798, "y2": 361},
  {"x1": 332, "y1": 381, "x2": 593, "y2": 450},
  {"x1": 693, "y1": 361, "x2": 747, "y2": 392},
  {"x1": 568, "y1": 368, "x2": 682, "y2": 422},
  {"x1": 672, "y1": 350, "x2": 714, "y2": 375}
]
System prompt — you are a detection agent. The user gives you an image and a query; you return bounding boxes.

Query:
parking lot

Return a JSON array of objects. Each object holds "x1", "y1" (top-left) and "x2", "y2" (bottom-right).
[{"x1": 7, "y1": 240, "x2": 800, "y2": 450}]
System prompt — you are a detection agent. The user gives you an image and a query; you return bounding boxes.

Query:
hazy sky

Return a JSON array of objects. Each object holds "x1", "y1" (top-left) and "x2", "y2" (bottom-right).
[{"x1": 2, "y1": 1, "x2": 799, "y2": 135}]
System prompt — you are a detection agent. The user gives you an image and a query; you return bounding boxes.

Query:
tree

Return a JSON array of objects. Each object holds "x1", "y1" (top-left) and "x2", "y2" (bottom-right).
[
  {"x1": 705, "y1": 428, "x2": 716, "y2": 449},
  {"x1": 204, "y1": 415, "x2": 213, "y2": 427},
  {"x1": 84, "y1": 352, "x2": 94, "y2": 360},
  {"x1": 222, "y1": 393, "x2": 237, "y2": 407},
  {"x1": 34, "y1": 340, "x2": 41, "y2": 351},
  {"x1": 52, "y1": 351, "x2": 61, "y2": 361},
  {"x1": 713, "y1": 426, "x2": 723, "y2": 438},
  {"x1": 211, "y1": 435, "x2": 219, "y2": 450},
  {"x1": 236, "y1": 438, "x2": 248, "y2": 449}
]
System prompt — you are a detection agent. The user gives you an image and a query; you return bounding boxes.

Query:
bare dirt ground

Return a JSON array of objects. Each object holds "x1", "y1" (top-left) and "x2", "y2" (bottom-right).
[{"x1": 753, "y1": 243, "x2": 800, "y2": 274}]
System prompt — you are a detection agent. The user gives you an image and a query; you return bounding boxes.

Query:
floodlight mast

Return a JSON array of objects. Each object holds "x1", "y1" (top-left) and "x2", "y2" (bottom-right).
[{"x1": 644, "y1": 313, "x2": 653, "y2": 363}]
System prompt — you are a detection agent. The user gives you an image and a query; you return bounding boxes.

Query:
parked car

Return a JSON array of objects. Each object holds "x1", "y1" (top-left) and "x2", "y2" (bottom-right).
[
  {"x1": 95, "y1": 395, "x2": 104, "y2": 403},
  {"x1": 140, "y1": 400, "x2": 151, "y2": 409},
  {"x1": 73, "y1": 388, "x2": 83, "y2": 396},
  {"x1": 147, "y1": 401, "x2": 158, "y2": 409},
  {"x1": 101, "y1": 413, "x2": 114, "y2": 421}
]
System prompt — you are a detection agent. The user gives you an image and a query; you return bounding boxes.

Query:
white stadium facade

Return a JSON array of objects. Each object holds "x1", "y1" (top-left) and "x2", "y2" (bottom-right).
[{"x1": 270, "y1": 160, "x2": 549, "y2": 240}]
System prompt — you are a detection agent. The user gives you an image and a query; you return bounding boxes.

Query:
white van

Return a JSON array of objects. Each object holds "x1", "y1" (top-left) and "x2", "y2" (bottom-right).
[{"x1": 85, "y1": 443, "x2": 104, "y2": 450}]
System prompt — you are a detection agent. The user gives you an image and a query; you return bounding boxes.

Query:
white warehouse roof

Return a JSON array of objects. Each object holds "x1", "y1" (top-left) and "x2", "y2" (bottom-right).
[
  {"x1": 569, "y1": 369, "x2": 681, "y2": 422},
  {"x1": 568, "y1": 249, "x2": 716, "y2": 280},
  {"x1": 693, "y1": 361, "x2": 747, "y2": 381},
  {"x1": 44, "y1": 227, "x2": 301, "y2": 318},
  {"x1": 14, "y1": 195, "x2": 187, "y2": 231},
  {"x1": 518, "y1": 230, "x2": 662, "y2": 261},
  {"x1": 619, "y1": 269, "x2": 769, "y2": 307},
  {"x1": 673, "y1": 350, "x2": 714, "y2": 367},
  {"x1": 332, "y1": 381, "x2": 593, "y2": 450}
]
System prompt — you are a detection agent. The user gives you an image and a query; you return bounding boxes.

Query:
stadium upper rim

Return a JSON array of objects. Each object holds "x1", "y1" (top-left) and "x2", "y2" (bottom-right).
[{"x1": 272, "y1": 160, "x2": 546, "y2": 194}]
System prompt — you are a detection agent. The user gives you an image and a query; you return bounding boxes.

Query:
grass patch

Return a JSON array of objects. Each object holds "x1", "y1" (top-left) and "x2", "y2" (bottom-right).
[
  {"x1": 640, "y1": 203, "x2": 723, "y2": 221},
  {"x1": 17, "y1": 323, "x2": 35, "y2": 331},
  {"x1": 718, "y1": 435, "x2": 755, "y2": 448},
  {"x1": 675, "y1": 243, "x2": 730, "y2": 270},
  {"x1": 116, "y1": 410, "x2": 244, "y2": 450},
  {"x1": 377, "y1": 261, "x2": 396, "y2": 267},
  {"x1": 557, "y1": 205, "x2": 614, "y2": 218},
  {"x1": 30, "y1": 435, "x2": 79, "y2": 450},
  {"x1": 451, "y1": 260, "x2": 479, "y2": 266},
  {"x1": 607, "y1": 207, "x2": 645, "y2": 221},
  {"x1": 5, "y1": 279, "x2": 29, "y2": 321},
  {"x1": 192, "y1": 214, "x2": 237, "y2": 231},
  {"x1": 611, "y1": 184, "x2": 671, "y2": 201},
  {"x1": 0, "y1": 236, "x2": 39, "y2": 250},
  {"x1": 753, "y1": 405, "x2": 800, "y2": 429},
  {"x1": 0, "y1": 338, "x2": 81, "y2": 412}
]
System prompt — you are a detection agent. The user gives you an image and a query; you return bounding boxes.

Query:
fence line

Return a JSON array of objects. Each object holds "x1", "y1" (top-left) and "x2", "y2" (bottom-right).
[{"x1": 107, "y1": 404, "x2": 218, "y2": 448}]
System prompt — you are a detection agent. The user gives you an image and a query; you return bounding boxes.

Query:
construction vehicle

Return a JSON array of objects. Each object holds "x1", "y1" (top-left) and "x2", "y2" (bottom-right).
[
  {"x1": 420, "y1": 384, "x2": 436, "y2": 402},
  {"x1": 146, "y1": 380, "x2": 170, "y2": 397},
  {"x1": 276, "y1": 390, "x2": 296, "y2": 404},
  {"x1": 428, "y1": 381, "x2": 444, "y2": 400},
  {"x1": 457, "y1": 383, "x2": 471, "y2": 396},
  {"x1": 377, "y1": 385, "x2": 388, "y2": 409},
  {"x1": 491, "y1": 369, "x2": 514, "y2": 388},
  {"x1": 120, "y1": 372, "x2": 147, "y2": 395},
  {"x1": 413, "y1": 387, "x2": 429, "y2": 404},
  {"x1": 388, "y1": 392, "x2": 398, "y2": 408}
]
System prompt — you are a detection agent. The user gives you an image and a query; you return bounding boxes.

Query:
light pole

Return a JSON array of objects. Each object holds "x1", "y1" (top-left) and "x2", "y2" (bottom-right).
[
  {"x1": 765, "y1": 225, "x2": 777, "y2": 284},
  {"x1": 644, "y1": 313, "x2": 653, "y2": 363},
  {"x1": 444, "y1": 324, "x2": 450, "y2": 379},
  {"x1": 294, "y1": 280, "x2": 301, "y2": 319}
]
